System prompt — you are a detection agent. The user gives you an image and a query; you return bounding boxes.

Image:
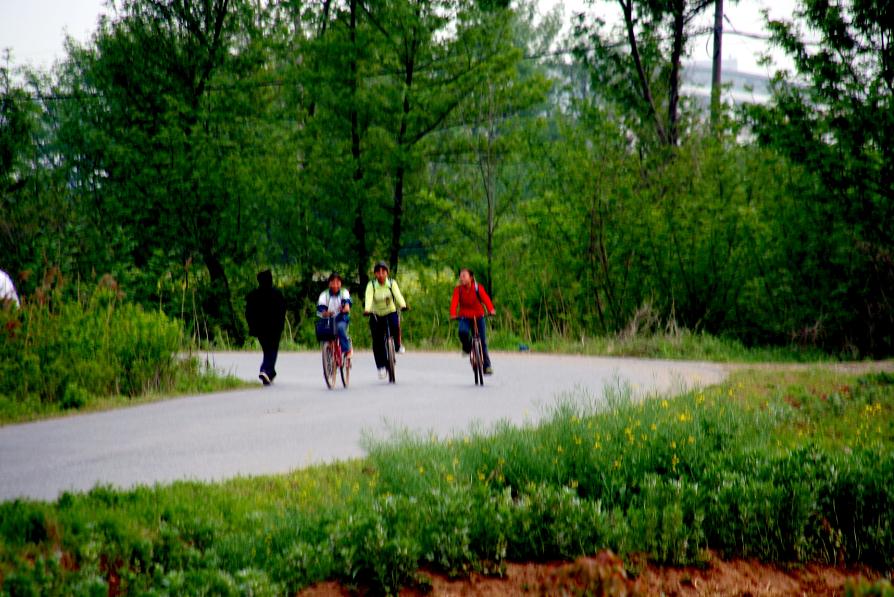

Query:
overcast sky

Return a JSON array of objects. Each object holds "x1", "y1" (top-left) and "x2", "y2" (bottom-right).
[{"x1": 1, "y1": 0, "x2": 797, "y2": 75}]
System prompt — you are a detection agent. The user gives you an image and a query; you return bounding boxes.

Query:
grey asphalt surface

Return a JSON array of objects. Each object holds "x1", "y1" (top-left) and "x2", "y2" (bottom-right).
[{"x1": 0, "y1": 351, "x2": 726, "y2": 502}]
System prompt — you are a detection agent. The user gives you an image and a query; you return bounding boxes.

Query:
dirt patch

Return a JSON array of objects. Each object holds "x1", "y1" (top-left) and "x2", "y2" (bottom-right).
[
  {"x1": 298, "y1": 551, "x2": 885, "y2": 596},
  {"x1": 632, "y1": 556, "x2": 881, "y2": 597}
]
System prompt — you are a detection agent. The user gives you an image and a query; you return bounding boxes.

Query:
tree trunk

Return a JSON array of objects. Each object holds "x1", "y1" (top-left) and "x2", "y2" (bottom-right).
[
  {"x1": 486, "y1": 151, "x2": 495, "y2": 298},
  {"x1": 667, "y1": 4, "x2": 685, "y2": 146},
  {"x1": 203, "y1": 248, "x2": 245, "y2": 346},
  {"x1": 619, "y1": 0, "x2": 668, "y2": 145},
  {"x1": 349, "y1": 0, "x2": 368, "y2": 289},
  {"x1": 307, "y1": 0, "x2": 332, "y2": 119},
  {"x1": 710, "y1": 0, "x2": 724, "y2": 127},
  {"x1": 390, "y1": 165, "x2": 405, "y2": 275},
  {"x1": 389, "y1": 35, "x2": 417, "y2": 276}
]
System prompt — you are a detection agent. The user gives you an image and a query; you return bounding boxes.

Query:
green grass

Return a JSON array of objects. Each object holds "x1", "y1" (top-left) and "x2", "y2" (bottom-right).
[
  {"x1": 0, "y1": 356, "x2": 247, "y2": 426},
  {"x1": 2, "y1": 369, "x2": 892, "y2": 595},
  {"x1": 498, "y1": 330, "x2": 834, "y2": 363}
]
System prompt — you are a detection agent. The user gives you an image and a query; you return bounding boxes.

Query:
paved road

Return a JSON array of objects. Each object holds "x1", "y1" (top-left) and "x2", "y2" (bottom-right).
[{"x1": 0, "y1": 351, "x2": 726, "y2": 501}]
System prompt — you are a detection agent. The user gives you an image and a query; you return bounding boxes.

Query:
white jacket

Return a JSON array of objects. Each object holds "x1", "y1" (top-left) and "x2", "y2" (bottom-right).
[{"x1": 0, "y1": 270, "x2": 19, "y2": 307}]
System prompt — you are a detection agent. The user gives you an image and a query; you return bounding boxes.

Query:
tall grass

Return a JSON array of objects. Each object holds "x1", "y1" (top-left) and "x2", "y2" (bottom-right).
[
  {"x1": 277, "y1": 267, "x2": 829, "y2": 362},
  {"x1": 1, "y1": 370, "x2": 891, "y2": 595},
  {"x1": 0, "y1": 277, "x2": 242, "y2": 424}
]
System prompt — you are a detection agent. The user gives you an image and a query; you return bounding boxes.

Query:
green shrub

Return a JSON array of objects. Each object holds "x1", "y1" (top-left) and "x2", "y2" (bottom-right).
[
  {"x1": 0, "y1": 281, "x2": 243, "y2": 423},
  {"x1": 0, "y1": 293, "x2": 180, "y2": 406},
  {"x1": 846, "y1": 579, "x2": 894, "y2": 597}
]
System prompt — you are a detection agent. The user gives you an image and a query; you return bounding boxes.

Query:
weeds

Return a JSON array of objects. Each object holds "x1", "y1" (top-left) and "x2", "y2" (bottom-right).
[{"x1": 0, "y1": 280, "x2": 243, "y2": 425}]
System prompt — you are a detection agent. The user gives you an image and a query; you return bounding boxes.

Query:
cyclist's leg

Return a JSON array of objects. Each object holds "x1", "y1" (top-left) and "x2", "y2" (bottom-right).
[
  {"x1": 478, "y1": 317, "x2": 492, "y2": 369},
  {"x1": 336, "y1": 318, "x2": 351, "y2": 354},
  {"x1": 387, "y1": 311, "x2": 401, "y2": 351},
  {"x1": 457, "y1": 318, "x2": 472, "y2": 353},
  {"x1": 369, "y1": 316, "x2": 386, "y2": 368}
]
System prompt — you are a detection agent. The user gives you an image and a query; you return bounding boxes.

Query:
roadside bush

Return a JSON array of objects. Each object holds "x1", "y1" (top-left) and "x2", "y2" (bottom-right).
[
  {"x1": 0, "y1": 278, "x2": 240, "y2": 423},
  {"x1": 0, "y1": 293, "x2": 179, "y2": 406}
]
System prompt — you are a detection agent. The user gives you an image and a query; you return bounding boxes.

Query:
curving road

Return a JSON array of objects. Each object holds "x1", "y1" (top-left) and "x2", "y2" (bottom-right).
[{"x1": 0, "y1": 351, "x2": 726, "y2": 501}]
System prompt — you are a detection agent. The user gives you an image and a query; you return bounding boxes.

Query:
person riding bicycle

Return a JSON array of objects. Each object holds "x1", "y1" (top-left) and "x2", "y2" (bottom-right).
[
  {"x1": 450, "y1": 268, "x2": 496, "y2": 375},
  {"x1": 363, "y1": 261, "x2": 407, "y2": 379},
  {"x1": 317, "y1": 272, "x2": 352, "y2": 359}
]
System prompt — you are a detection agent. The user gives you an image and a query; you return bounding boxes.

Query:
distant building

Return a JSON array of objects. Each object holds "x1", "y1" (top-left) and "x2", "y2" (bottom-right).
[{"x1": 682, "y1": 59, "x2": 772, "y2": 106}]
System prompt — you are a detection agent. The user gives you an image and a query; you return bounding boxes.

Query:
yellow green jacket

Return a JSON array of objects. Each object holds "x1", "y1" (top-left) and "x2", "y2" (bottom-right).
[{"x1": 364, "y1": 278, "x2": 407, "y2": 315}]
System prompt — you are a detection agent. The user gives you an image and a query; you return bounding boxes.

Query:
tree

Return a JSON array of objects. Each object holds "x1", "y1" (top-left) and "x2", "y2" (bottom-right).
[
  {"x1": 53, "y1": 0, "x2": 272, "y2": 343},
  {"x1": 746, "y1": 0, "x2": 894, "y2": 355},
  {"x1": 574, "y1": 0, "x2": 713, "y2": 147},
  {"x1": 362, "y1": 0, "x2": 522, "y2": 274},
  {"x1": 427, "y1": 0, "x2": 552, "y2": 293}
]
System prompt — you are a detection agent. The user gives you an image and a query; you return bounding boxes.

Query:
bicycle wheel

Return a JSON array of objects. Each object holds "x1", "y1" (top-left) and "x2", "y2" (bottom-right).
[
  {"x1": 472, "y1": 338, "x2": 485, "y2": 386},
  {"x1": 470, "y1": 346, "x2": 480, "y2": 386},
  {"x1": 322, "y1": 342, "x2": 336, "y2": 388},
  {"x1": 340, "y1": 353, "x2": 350, "y2": 388},
  {"x1": 386, "y1": 336, "x2": 396, "y2": 383}
]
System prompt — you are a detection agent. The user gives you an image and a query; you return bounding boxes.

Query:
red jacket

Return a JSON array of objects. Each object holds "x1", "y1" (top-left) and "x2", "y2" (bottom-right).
[{"x1": 450, "y1": 282, "x2": 495, "y2": 318}]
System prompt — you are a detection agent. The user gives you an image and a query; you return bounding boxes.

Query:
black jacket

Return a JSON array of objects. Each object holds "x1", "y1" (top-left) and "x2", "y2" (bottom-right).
[{"x1": 245, "y1": 271, "x2": 286, "y2": 340}]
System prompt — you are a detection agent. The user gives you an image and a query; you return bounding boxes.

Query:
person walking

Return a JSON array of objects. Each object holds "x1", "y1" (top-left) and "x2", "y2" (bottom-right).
[
  {"x1": 450, "y1": 268, "x2": 496, "y2": 374},
  {"x1": 363, "y1": 261, "x2": 407, "y2": 379},
  {"x1": 245, "y1": 270, "x2": 287, "y2": 385}
]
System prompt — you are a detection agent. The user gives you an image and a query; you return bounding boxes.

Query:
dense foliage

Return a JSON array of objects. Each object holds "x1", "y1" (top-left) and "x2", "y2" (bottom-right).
[
  {"x1": 1, "y1": 370, "x2": 891, "y2": 594},
  {"x1": 0, "y1": 274, "x2": 240, "y2": 424},
  {"x1": 1, "y1": 0, "x2": 891, "y2": 355}
]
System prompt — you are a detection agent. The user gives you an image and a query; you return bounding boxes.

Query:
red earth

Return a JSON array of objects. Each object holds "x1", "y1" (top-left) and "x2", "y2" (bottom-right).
[{"x1": 298, "y1": 550, "x2": 886, "y2": 596}]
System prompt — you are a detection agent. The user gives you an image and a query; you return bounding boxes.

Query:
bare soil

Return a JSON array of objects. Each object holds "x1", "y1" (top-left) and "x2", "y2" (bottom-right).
[{"x1": 298, "y1": 551, "x2": 885, "y2": 596}]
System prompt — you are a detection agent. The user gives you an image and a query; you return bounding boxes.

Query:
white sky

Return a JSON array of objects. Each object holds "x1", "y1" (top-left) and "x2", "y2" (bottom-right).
[{"x1": 1, "y1": 0, "x2": 796, "y2": 75}]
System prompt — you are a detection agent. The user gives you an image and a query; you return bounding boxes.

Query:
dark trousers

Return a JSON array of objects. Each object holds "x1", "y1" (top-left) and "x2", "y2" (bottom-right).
[
  {"x1": 458, "y1": 317, "x2": 491, "y2": 368},
  {"x1": 259, "y1": 335, "x2": 280, "y2": 378},
  {"x1": 335, "y1": 315, "x2": 351, "y2": 354},
  {"x1": 369, "y1": 312, "x2": 400, "y2": 368}
]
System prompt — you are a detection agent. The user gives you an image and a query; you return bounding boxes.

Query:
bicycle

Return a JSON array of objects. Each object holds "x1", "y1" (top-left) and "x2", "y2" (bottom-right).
[
  {"x1": 320, "y1": 317, "x2": 350, "y2": 389},
  {"x1": 462, "y1": 316, "x2": 488, "y2": 386},
  {"x1": 367, "y1": 311, "x2": 402, "y2": 384}
]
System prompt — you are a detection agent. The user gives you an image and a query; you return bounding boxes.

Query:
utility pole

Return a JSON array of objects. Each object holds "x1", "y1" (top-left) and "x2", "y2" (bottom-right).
[{"x1": 710, "y1": 0, "x2": 723, "y2": 127}]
